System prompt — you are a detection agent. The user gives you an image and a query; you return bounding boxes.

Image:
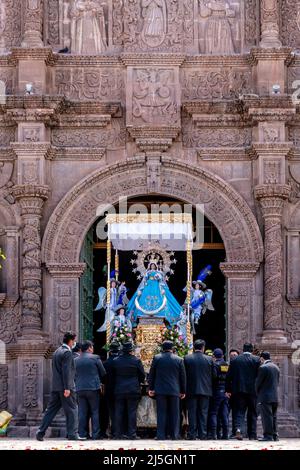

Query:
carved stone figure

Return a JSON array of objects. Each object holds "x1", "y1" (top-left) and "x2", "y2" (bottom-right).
[
  {"x1": 141, "y1": 0, "x2": 167, "y2": 48},
  {"x1": 0, "y1": 0, "x2": 6, "y2": 52},
  {"x1": 70, "y1": 0, "x2": 107, "y2": 54},
  {"x1": 199, "y1": 0, "x2": 235, "y2": 54}
]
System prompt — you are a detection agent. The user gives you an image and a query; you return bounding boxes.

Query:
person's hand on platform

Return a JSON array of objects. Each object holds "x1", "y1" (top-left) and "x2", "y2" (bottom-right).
[
  {"x1": 180, "y1": 393, "x2": 185, "y2": 400},
  {"x1": 64, "y1": 389, "x2": 71, "y2": 398},
  {"x1": 148, "y1": 390, "x2": 155, "y2": 397}
]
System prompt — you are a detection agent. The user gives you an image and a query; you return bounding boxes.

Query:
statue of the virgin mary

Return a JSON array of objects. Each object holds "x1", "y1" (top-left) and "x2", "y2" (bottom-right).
[{"x1": 127, "y1": 258, "x2": 183, "y2": 327}]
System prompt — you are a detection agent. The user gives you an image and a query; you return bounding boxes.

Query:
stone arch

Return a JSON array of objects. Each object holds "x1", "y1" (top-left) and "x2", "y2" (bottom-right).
[
  {"x1": 42, "y1": 158, "x2": 263, "y2": 265},
  {"x1": 41, "y1": 158, "x2": 264, "y2": 348}
]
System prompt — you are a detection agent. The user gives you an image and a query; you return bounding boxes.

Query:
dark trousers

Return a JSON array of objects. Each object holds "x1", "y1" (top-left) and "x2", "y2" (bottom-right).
[
  {"x1": 208, "y1": 391, "x2": 229, "y2": 438},
  {"x1": 156, "y1": 395, "x2": 180, "y2": 440},
  {"x1": 115, "y1": 394, "x2": 140, "y2": 438},
  {"x1": 38, "y1": 391, "x2": 78, "y2": 438},
  {"x1": 187, "y1": 395, "x2": 210, "y2": 439},
  {"x1": 78, "y1": 390, "x2": 100, "y2": 439},
  {"x1": 107, "y1": 396, "x2": 116, "y2": 438},
  {"x1": 259, "y1": 402, "x2": 278, "y2": 439},
  {"x1": 235, "y1": 392, "x2": 257, "y2": 438},
  {"x1": 229, "y1": 395, "x2": 238, "y2": 435}
]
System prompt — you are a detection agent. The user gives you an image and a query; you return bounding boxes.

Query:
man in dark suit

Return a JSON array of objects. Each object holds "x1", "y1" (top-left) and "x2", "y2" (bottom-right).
[
  {"x1": 225, "y1": 342, "x2": 260, "y2": 440},
  {"x1": 149, "y1": 340, "x2": 186, "y2": 440},
  {"x1": 184, "y1": 339, "x2": 216, "y2": 440},
  {"x1": 112, "y1": 341, "x2": 145, "y2": 439},
  {"x1": 103, "y1": 341, "x2": 120, "y2": 438},
  {"x1": 36, "y1": 332, "x2": 79, "y2": 441},
  {"x1": 256, "y1": 351, "x2": 280, "y2": 442},
  {"x1": 75, "y1": 340, "x2": 106, "y2": 439}
]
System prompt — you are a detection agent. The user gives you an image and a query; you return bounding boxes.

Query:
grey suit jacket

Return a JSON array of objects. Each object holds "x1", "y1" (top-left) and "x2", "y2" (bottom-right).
[
  {"x1": 52, "y1": 344, "x2": 76, "y2": 392},
  {"x1": 255, "y1": 361, "x2": 280, "y2": 403},
  {"x1": 75, "y1": 352, "x2": 106, "y2": 391}
]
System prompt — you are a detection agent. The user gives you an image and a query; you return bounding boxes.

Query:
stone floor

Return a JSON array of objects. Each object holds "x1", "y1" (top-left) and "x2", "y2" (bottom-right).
[{"x1": 0, "y1": 438, "x2": 299, "y2": 450}]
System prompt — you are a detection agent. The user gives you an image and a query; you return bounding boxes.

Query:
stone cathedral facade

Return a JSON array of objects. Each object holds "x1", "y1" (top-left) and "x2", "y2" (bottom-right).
[{"x1": 0, "y1": 0, "x2": 300, "y2": 436}]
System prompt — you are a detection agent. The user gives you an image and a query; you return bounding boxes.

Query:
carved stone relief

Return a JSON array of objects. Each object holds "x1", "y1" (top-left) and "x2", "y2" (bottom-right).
[
  {"x1": 23, "y1": 361, "x2": 39, "y2": 409},
  {"x1": 0, "y1": 365, "x2": 8, "y2": 411},
  {"x1": 1, "y1": 1, "x2": 22, "y2": 49},
  {"x1": 281, "y1": 0, "x2": 300, "y2": 48},
  {"x1": 0, "y1": 301, "x2": 21, "y2": 344}
]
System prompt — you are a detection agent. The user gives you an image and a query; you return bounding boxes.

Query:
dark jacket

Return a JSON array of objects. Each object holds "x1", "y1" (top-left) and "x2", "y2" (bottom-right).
[
  {"x1": 52, "y1": 344, "x2": 76, "y2": 392},
  {"x1": 226, "y1": 352, "x2": 260, "y2": 395},
  {"x1": 103, "y1": 354, "x2": 118, "y2": 396},
  {"x1": 75, "y1": 352, "x2": 106, "y2": 392},
  {"x1": 148, "y1": 351, "x2": 186, "y2": 396},
  {"x1": 213, "y1": 358, "x2": 229, "y2": 393},
  {"x1": 255, "y1": 360, "x2": 280, "y2": 403},
  {"x1": 112, "y1": 353, "x2": 145, "y2": 396},
  {"x1": 184, "y1": 351, "x2": 216, "y2": 397}
]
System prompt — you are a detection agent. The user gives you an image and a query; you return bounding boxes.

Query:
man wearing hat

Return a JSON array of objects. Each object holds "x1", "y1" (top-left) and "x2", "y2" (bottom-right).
[
  {"x1": 255, "y1": 351, "x2": 280, "y2": 441},
  {"x1": 208, "y1": 348, "x2": 229, "y2": 440},
  {"x1": 184, "y1": 339, "x2": 216, "y2": 440},
  {"x1": 148, "y1": 340, "x2": 186, "y2": 440},
  {"x1": 103, "y1": 341, "x2": 120, "y2": 438},
  {"x1": 112, "y1": 341, "x2": 145, "y2": 439}
]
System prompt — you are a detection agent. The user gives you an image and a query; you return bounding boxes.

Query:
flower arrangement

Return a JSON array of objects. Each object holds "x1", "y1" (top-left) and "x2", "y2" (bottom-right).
[
  {"x1": 156, "y1": 324, "x2": 189, "y2": 358},
  {"x1": 110, "y1": 320, "x2": 133, "y2": 346}
]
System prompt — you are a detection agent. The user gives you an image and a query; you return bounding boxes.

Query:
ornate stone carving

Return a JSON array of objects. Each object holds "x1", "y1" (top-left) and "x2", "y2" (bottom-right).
[
  {"x1": 281, "y1": 0, "x2": 300, "y2": 48},
  {"x1": 0, "y1": 127, "x2": 17, "y2": 147},
  {"x1": 146, "y1": 154, "x2": 161, "y2": 192},
  {"x1": 1, "y1": 1, "x2": 22, "y2": 49},
  {"x1": 198, "y1": 0, "x2": 241, "y2": 54},
  {"x1": 260, "y1": 0, "x2": 281, "y2": 48},
  {"x1": 23, "y1": 361, "x2": 38, "y2": 408},
  {"x1": 70, "y1": 0, "x2": 107, "y2": 54},
  {"x1": 0, "y1": 365, "x2": 8, "y2": 411},
  {"x1": 55, "y1": 67, "x2": 124, "y2": 101},
  {"x1": 0, "y1": 300, "x2": 21, "y2": 344},
  {"x1": 42, "y1": 159, "x2": 263, "y2": 265},
  {"x1": 181, "y1": 68, "x2": 252, "y2": 100},
  {"x1": 22, "y1": 0, "x2": 44, "y2": 48},
  {"x1": 46, "y1": 0, "x2": 60, "y2": 46},
  {"x1": 286, "y1": 306, "x2": 300, "y2": 342},
  {"x1": 130, "y1": 68, "x2": 179, "y2": 125},
  {"x1": 263, "y1": 159, "x2": 281, "y2": 184},
  {"x1": 244, "y1": 0, "x2": 259, "y2": 48}
]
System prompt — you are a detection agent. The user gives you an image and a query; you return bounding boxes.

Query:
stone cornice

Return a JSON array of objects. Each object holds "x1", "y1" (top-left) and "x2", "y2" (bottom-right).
[
  {"x1": 57, "y1": 114, "x2": 112, "y2": 128},
  {"x1": 48, "y1": 147, "x2": 106, "y2": 161},
  {"x1": 197, "y1": 148, "x2": 254, "y2": 161},
  {"x1": 254, "y1": 184, "x2": 291, "y2": 200},
  {"x1": 219, "y1": 262, "x2": 260, "y2": 278},
  {"x1": 46, "y1": 263, "x2": 86, "y2": 278},
  {"x1": 54, "y1": 54, "x2": 122, "y2": 67},
  {"x1": 121, "y1": 53, "x2": 185, "y2": 67},
  {"x1": 1, "y1": 95, "x2": 67, "y2": 123},
  {"x1": 184, "y1": 54, "x2": 250, "y2": 67},
  {"x1": 253, "y1": 343, "x2": 295, "y2": 356},
  {"x1": 243, "y1": 94, "x2": 295, "y2": 109},
  {"x1": 183, "y1": 100, "x2": 244, "y2": 116},
  {"x1": 286, "y1": 297, "x2": 300, "y2": 309},
  {"x1": 248, "y1": 47, "x2": 294, "y2": 65},
  {"x1": 61, "y1": 101, "x2": 122, "y2": 117},
  {"x1": 0, "y1": 148, "x2": 16, "y2": 161},
  {"x1": 11, "y1": 142, "x2": 51, "y2": 159},
  {"x1": 128, "y1": 126, "x2": 180, "y2": 152}
]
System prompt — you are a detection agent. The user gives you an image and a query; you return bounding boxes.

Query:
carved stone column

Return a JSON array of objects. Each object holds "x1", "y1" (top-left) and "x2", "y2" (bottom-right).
[
  {"x1": 260, "y1": 0, "x2": 282, "y2": 48},
  {"x1": 11, "y1": 185, "x2": 49, "y2": 337},
  {"x1": 22, "y1": 0, "x2": 44, "y2": 48},
  {"x1": 255, "y1": 184, "x2": 291, "y2": 343}
]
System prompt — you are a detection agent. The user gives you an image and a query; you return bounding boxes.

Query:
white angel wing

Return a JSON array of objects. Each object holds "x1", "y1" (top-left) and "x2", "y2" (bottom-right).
[{"x1": 94, "y1": 287, "x2": 107, "y2": 311}]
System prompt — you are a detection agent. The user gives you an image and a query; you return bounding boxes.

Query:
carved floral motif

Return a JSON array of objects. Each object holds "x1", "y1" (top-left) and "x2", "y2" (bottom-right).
[
  {"x1": 23, "y1": 361, "x2": 38, "y2": 408},
  {"x1": 281, "y1": 0, "x2": 300, "y2": 48}
]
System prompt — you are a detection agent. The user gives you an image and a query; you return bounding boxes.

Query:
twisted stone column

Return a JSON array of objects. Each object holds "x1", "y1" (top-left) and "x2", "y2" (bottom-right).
[
  {"x1": 260, "y1": 0, "x2": 282, "y2": 48},
  {"x1": 22, "y1": 0, "x2": 44, "y2": 48},
  {"x1": 255, "y1": 184, "x2": 290, "y2": 343},
  {"x1": 11, "y1": 185, "x2": 49, "y2": 336}
]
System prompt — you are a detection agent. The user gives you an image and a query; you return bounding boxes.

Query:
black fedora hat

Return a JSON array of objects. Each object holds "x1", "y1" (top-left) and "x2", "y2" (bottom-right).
[{"x1": 122, "y1": 341, "x2": 134, "y2": 353}]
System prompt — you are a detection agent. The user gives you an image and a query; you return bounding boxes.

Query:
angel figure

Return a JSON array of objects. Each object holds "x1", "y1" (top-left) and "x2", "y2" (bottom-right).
[{"x1": 95, "y1": 277, "x2": 128, "y2": 332}]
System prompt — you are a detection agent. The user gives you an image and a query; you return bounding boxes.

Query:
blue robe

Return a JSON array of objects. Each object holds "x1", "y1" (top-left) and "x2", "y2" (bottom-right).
[{"x1": 127, "y1": 270, "x2": 182, "y2": 327}]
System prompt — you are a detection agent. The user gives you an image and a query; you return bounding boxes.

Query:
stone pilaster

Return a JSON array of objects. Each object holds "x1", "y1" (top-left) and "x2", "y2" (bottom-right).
[
  {"x1": 254, "y1": 184, "x2": 291, "y2": 343},
  {"x1": 220, "y1": 262, "x2": 260, "y2": 350},
  {"x1": 260, "y1": 0, "x2": 282, "y2": 48},
  {"x1": 11, "y1": 185, "x2": 49, "y2": 337},
  {"x1": 4, "y1": 227, "x2": 20, "y2": 299},
  {"x1": 22, "y1": 0, "x2": 44, "y2": 48}
]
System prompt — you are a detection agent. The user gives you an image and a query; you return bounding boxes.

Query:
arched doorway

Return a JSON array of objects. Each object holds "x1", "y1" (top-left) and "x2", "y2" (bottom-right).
[
  {"x1": 79, "y1": 195, "x2": 226, "y2": 355},
  {"x1": 42, "y1": 158, "x2": 263, "y2": 352}
]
